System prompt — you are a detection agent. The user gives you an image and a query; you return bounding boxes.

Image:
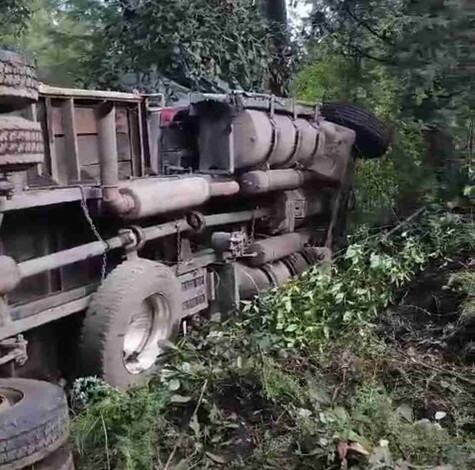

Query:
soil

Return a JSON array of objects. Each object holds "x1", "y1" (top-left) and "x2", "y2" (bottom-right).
[{"x1": 381, "y1": 254, "x2": 474, "y2": 363}]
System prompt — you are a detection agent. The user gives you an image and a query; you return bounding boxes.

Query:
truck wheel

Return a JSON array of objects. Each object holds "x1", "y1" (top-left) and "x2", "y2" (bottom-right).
[
  {"x1": 0, "y1": 50, "x2": 39, "y2": 112},
  {"x1": 0, "y1": 117, "x2": 44, "y2": 169},
  {"x1": 321, "y1": 102, "x2": 390, "y2": 159},
  {"x1": 0, "y1": 379, "x2": 69, "y2": 470},
  {"x1": 78, "y1": 258, "x2": 182, "y2": 389},
  {"x1": 29, "y1": 444, "x2": 74, "y2": 470}
]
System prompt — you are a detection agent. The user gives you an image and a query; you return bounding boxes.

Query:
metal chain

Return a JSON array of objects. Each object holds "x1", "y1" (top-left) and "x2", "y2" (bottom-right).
[
  {"x1": 79, "y1": 186, "x2": 108, "y2": 280},
  {"x1": 175, "y1": 222, "x2": 182, "y2": 272},
  {"x1": 249, "y1": 210, "x2": 256, "y2": 244}
]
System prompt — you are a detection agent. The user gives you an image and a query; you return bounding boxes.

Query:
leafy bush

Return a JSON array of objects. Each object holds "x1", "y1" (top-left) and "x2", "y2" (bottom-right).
[
  {"x1": 245, "y1": 211, "x2": 473, "y2": 352},
  {"x1": 72, "y1": 210, "x2": 474, "y2": 469}
]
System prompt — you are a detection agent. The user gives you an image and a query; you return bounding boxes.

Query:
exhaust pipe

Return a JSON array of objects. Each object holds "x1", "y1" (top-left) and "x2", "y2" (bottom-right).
[
  {"x1": 96, "y1": 102, "x2": 135, "y2": 215},
  {"x1": 97, "y1": 102, "x2": 239, "y2": 219}
]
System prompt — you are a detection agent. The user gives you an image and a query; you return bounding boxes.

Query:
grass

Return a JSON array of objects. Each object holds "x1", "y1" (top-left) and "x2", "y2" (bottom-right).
[
  {"x1": 450, "y1": 270, "x2": 475, "y2": 320},
  {"x1": 71, "y1": 210, "x2": 475, "y2": 469}
]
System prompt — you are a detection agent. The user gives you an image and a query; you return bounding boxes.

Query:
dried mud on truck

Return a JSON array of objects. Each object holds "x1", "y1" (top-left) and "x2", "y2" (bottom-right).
[{"x1": 0, "y1": 51, "x2": 389, "y2": 468}]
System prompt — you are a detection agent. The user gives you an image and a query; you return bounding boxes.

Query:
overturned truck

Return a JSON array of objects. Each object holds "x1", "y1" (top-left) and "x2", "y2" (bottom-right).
[{"x1": 0, "y1": 49, "x2": 389, "y2": 467}]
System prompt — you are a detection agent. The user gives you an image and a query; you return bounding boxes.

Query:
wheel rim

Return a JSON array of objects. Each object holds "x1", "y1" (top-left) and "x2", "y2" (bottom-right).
[
  {"x1": 0, "y1": 387, "x2": 23, "y2": 413},
  {"x1": 123, "y1": 294, "x2": 172, "y2": 375}
]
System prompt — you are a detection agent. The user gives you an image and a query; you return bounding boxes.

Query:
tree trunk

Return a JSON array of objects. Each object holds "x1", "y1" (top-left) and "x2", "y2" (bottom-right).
[{"x1": 260, "y1": 0, "x2": 289, "y2": 95}]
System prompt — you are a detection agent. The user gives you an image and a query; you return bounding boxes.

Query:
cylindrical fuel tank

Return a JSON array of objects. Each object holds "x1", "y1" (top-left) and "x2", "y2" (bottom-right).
[
  {"x1": 237, "y1": 249, "x2": 319, "y2": 300},
  {"x1": 239, "y1": 169, "x2": 314, "y2": 195},
  {"x1": 247, "y1": 231, "x2": 311, "y2": 267},
  {"x1": 282, "y1": 252, "x2": 310, "y2": 276},
  {"x1": 262, "y1": 260, "x2": 293, "y2": 287},
  {"x1": 233, "y1": 110, "x2": 321, "y2": 169},
  {"x1": 236, "y1": 263, "x2": 273, "y2": 300},
  {"x1": 293, "y1": 118, "x2": 320, "y2": 168},
  {"x1": 120, "y1": 177, "x2": 210, "y2": 219}
]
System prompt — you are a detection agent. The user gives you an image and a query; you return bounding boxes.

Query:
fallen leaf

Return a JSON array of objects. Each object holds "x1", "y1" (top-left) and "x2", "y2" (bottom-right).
[
  {"x1": 189, "y1": 415, "x2": 200, "y2": 436},
  {"x1": 170, "y1": 394, "x2": 192, "y2": 403},
  {"x1": 168, "y1": 378, "x2": 181, "y2": 391},
  {"x1": 435, "y1": 411, "x2": 447, "y2": 421},
  {"x1": 157, "y1": 339, "x2": 178, "y2": 351},
  {"x1": 205, "y1": 451, "x2": 230, "y2": 464},
  {"x1": 396, "y1": 403, "x2": 413, "y2": 422},
  {"x1": 348, "y1": 442, "x2": 370, "y2": 456}
]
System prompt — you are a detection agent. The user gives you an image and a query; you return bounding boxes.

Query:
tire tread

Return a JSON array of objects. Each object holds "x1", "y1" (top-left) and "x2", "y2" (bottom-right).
[
  {"x1": 0, "y1": 380, "x2": 69, "y2": 470},
  {"x1": 321, "y1": 102, "x2": 390, "y2": 159},
  {"x1": 77, "y1": 259, "x2": 180, "y2": 387}
]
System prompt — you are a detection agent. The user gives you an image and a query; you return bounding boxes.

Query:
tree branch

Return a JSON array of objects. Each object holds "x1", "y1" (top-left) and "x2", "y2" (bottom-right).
[{"x1": 342, "y1": 3, "x2": 394, "y2": 46}]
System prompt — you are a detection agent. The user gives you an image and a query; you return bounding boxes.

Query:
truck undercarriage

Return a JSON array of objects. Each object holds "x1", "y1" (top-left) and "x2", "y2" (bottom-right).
[{"x1": 0, "y1": 49, "x2": 390, "y2": 469}]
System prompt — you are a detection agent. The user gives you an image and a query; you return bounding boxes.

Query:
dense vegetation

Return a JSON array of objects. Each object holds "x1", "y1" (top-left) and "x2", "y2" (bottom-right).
[
  {"x1": 2, "y1": 1, "x2": 473, "y2": 468},
  {"x1": 71, "y1": 211, "x2": 474, "y2": 469}
]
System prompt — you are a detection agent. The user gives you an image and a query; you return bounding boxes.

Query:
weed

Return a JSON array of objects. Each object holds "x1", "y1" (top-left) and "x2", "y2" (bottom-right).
[{"x1": 450, "y1": 270, "x2": 475, "y2": 319}]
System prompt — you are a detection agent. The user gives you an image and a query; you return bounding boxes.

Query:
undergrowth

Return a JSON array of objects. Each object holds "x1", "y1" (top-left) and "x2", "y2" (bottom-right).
[
  {"x1": 71, "y1": 210, "x2": 474, "y2": 470},
  {"x1": 450, "y1": 270, "x2": 475, "y2": 320}
]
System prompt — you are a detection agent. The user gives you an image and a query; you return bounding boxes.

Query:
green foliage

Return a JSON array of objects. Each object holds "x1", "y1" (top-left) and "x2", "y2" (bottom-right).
[
  {"x1": 293, "y1": 54, "x2": 433, "y2": 225},
  {"x1": 295, "y1": 0, "x2": 474, "y2": 222},
  {"x1": 354, "y1": 157, "x2": 399, "y2": 226},
  {"x1": 245, "y1": 211, "x2": 473, "y2": 351},
  {"x1": 0, "y1": 0, "x2": 32, "y2": 39},
  {"x1": 293, "y1": 56, "x2": 400, "y2": 120},
  {"x1": 73, "y1": 211, "x2": 475, "y2": 469},
  {"x1": 260, "y1": 356, "x2": 307, "y2": 405},
  {"x1": 72, "y1": 378, "x2": 170, "y2": 470},
  {"x1": 1, "y1": 0, "x2": 276, "y2": 93},
  {"x1": 0, "y1": 0, "x2": 102, "y2": 86},
  {"x1": 450, "y1": 270, "x2": 475, "y2": 319},
  {"x1": 305, "y1": 0, "x2": 474, "y2": 124},
  {"x1": 79, "y1": 0, "x2": 274, "y2": 92},
  {"x1": 291, "y1": 55, "x2": 353, "y2": 102}
]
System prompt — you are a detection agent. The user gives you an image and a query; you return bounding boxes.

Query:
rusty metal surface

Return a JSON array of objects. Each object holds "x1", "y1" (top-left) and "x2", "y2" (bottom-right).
[
  {"x1": 0, "y1": 256, "x2": 20, "y2": 294},
  {"x1": 39, "y1": 84, "x2": 142, "y2": 102},
  {"x1": 179, "y1": 268, "x2": 209, "y2": 317}
]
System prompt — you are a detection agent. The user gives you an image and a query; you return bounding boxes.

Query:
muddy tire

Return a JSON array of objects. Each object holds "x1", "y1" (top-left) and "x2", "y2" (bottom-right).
[
  {"x1": 0, "y1": 51, "x2": 39, "y2": 112},
  {"x1": 321, "y1": 102, "x2": 390, "y2": 159},
  {"x1": 77, "y1": 258, "x2": 183, "y2": 389},
  {"x1": 30, "y1": 444, "x2": 74, "y2": 470},
  {"x1": 0, "y1": 116, "x2": 44, "y2": 169},
  {"x1": 0, "y1": 379, "x2": 69, "y2": 470}
]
